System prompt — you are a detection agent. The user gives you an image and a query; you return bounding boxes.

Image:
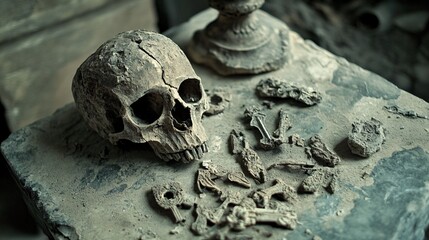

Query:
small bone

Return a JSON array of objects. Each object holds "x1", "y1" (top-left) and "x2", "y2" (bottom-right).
[
  {"x1": 252, "y1": 179, "x2": 296, "y2": 208},
  {"x1": 152, "y1": 182, "x2": 186, "y2": 223},
  {"x1": 256, "y1": 78, "x2": 322, "y2": 106},
  {"x1": 239, "y1": 197, "x2": 257, "y2": 210},
  {"x1": 300, "y1": 168, "x2": 339, "y2": 194},
  {"x1": 202, "y1": 160, "x2": 228, "y2": 177},
  {"x1": 267, "y1": 161, "x2": 315, "y2": 171},
  {"x1": 227, "y1": 171, "x2": 251, "y2": 188},
  {"x1": 383, "y1": 105, "x2": 428, "y2": 119},
  {"x1": 191, "y1": 204, "x2": 210, "y2": 235},
  {"x1": 229, "y1": 130, "x2": 267, "y2": 183},
  {"x1": 252, "y1": 208, "x2": 297, "y2": 229},
  {"x1": 196, "y1": 169, "x2": 222, "y2": 195},
  {"x1": 348, "y1": 118, "x2": 386, "y2": 158},
  {"x1": 272, "y1": 109, "x2": 291, "y2": 143},
  {"x1": 240, "y1": 148, "x2": 267, "y2": 183},
  {"x1": 244, "y1": 106, "x2": 282, "y2": 150},
  {"x1": 288, "y1": 133, "x2": 305, "y2": 147},
  {"x1": 220, "y1": 191, "x2": 243, "y2": 206},
  {"x1": 229, "y1": 130, "x2": 245, "y2": 154},
  {"x1": 205, "y1": 191, "x2": 243, "y2": 224},
  {"x1": 202, "y1": 160, "x2": 250, "y2": 188},
  {"x1": 227, "y1": 206, "x2": 297, "y2": 231},
  {"x1": 306, "y1": 135, "x2": 340, "y2": 167},
  {"x1": 299, "y1": 169, "x2": 325, "y2": 193}
]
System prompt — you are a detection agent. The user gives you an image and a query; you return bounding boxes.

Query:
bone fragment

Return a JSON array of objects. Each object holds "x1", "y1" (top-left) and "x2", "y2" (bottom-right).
[
  {"x1": 273, "y1": 109, "x2": 292, "y2": 143},
  {"x1": 348, "y1": 118, "x2": 386, "y2": 158},
  {"x1": 202, "y1": 160, "x2": 251, "y2": 188},
  {"x1": 196, "y1": 169, "x2": 222, "y2": 195},
  {"x1": 300, "y1": 168, "x2": 339, "y2": 194},
  {"x1": 229, "y1": 130, "x2": 267, "y2": 183},
  {"x1": 227, "y1": 171, "x2": 251, "y2": 188},
  {"x1": 227, "y1": 206, "x2": 297, "y2": 231},
  {"x1": 205, "y1": 191, "x2": 243, "y2": 224},
  {"x1": 383, "y1": 105, "x2": 428, "y2": 119},
  {"x1": 240, "y1": 148, "x2": 267, "y2": 183},
  {"x1": 202, "y1": 160, "x2": 228, "y2": 177},
  {"x1": 191, "y1": 204, "x2": 210, "y2": 235},
  {"x1": 267, "y1": 161, "x2": 315, "y2": 171},
  {"x1": 306, "y1": 135, "x2": 340, "y2": 167},
  {"x1": 251, "y1": 179, "x2": 296, "y2": 208},
  {"x1": 244, "y1": 106, "x2": 283, "y2": 150},
  {"x1": 229, "y1": 130, "x2": 245, "y2": 154},
  {"x1": 256, "y1": 78, "x2": 322, "y2": 106},
  {"x1": 289, "y1": 133, "x2": 305, "y2": 147}
]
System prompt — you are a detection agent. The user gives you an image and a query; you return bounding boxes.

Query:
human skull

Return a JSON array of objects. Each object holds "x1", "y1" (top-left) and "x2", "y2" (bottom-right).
[{"x1": 72, "y1": 30, "x2": 209, "y2": 162}]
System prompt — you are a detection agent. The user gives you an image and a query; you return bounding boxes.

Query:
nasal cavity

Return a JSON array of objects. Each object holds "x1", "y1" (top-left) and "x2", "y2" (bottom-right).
[{"x1": 171, "y1": 100, "x2": 192, "y2": 131}]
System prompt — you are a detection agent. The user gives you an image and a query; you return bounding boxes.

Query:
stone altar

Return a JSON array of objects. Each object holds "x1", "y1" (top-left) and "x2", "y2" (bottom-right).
[{"x1": 2, "y1": 8, "x2": 429, "y2": 240}]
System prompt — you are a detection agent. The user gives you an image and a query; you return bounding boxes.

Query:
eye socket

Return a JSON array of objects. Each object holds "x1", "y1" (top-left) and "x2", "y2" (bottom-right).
[
  {"x1": 178, "y1": 79, "x2": 202, "y2": 103},
  {"x1": 131, "y1": 92, "x2": 164, "y2": 124}
]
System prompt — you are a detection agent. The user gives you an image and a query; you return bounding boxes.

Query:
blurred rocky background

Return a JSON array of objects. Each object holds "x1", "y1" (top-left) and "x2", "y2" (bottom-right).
[
  {"x1": 0, "y1": 0, "x2": 428, "y2": 239},
  {"x1": 263, "y1": 0, "x2": 429, "y2": 102}
]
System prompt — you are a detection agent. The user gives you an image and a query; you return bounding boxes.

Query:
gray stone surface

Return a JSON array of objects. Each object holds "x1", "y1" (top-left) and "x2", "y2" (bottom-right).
[
  {"x1": 2, "y1": 9, "x2": 429, "y2": 240},
  {"x1": 0, "y1": 0, "x2": 157, "y2": 131}
]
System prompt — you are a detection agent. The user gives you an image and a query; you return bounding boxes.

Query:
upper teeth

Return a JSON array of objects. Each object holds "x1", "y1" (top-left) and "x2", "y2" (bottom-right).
[{"x1": 160, "y1": 143, "x2": 208, "y2": 163}]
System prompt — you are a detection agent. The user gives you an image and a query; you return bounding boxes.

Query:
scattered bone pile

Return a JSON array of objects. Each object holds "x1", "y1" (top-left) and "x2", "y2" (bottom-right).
[{"x1": 150, "y1": 77, "x2": 392, "y2": 238}]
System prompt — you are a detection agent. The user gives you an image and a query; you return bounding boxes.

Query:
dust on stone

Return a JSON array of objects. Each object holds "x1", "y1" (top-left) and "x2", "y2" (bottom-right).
[
  {"x1": 204, "y1": 88, "x2": 232, "y2": 116},
  {"x1": 383, "y1": 105, "x2": 428, "y2": 119}
]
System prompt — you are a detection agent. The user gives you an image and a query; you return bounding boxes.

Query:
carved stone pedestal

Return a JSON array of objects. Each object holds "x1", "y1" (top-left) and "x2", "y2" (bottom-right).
[{"x1": 188, "y1": 0, "x2": 289, "y2": 75}]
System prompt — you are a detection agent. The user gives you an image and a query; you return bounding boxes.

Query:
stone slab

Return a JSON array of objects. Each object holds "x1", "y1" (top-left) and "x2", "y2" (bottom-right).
[{"x1": 2, "y1": 9, "x2": 429, "y2": 240}]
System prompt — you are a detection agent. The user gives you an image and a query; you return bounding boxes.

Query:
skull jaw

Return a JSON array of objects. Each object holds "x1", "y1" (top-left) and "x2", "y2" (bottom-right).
[
  {"x1": 108, "y1": 114, "x2": 209, "y2": 163},
  {"x1": 145, "y1": 116, "x2": 209, "y2": 163},
  {"x1": 150, "y1": 142, "x2": 209, "y2": 163},
  {"x1": 108, "y1": 130, "x2": 208, "y2": 163}
]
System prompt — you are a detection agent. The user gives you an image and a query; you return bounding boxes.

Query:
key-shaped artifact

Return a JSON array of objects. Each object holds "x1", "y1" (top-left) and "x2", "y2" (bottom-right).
[{"x1": 152, "y1": 181, "x2": 186, "y2": 223}]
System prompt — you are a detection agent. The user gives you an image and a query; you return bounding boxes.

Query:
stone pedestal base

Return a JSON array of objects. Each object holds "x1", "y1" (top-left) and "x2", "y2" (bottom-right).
[{"x1": 188, "y1": 11, "x2": 289, "y2": 76}]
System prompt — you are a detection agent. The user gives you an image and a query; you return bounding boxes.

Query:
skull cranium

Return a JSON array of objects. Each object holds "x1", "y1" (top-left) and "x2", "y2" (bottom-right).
[{"x1": 72, "y1": 30, "x2": 209, "y2": 162}]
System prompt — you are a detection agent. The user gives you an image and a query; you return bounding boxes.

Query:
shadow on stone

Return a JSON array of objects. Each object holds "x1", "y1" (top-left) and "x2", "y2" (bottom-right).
[
  {"x1": 0, "y1": 102, "x2": 39, "y2": 236},
  {"x1": 426, "y1": 224, "x2": 429, "y2": 240},
  {"x1": 333, "y1": 137, "x2": 364, "y2": 161}
]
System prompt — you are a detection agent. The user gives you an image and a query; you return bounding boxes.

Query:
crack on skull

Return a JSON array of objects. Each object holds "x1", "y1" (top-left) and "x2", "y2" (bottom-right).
[{"x1": 137, "y1": 44, "x2": 177, "y2": 90}]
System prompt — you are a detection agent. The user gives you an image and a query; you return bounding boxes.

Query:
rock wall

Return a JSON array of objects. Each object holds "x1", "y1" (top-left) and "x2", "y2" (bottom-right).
[{"x1": 0, "y1": 0, "x2": 157, "y2": 131}]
